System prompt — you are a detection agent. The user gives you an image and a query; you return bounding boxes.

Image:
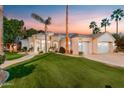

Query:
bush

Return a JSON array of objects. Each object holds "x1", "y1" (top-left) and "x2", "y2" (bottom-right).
[
  {"x1": 39, "y1": 50, "x2": 43, "y2": 54},
  {"x1": 0, "y1": 54, "x2": 5, "y2": 65},
  {"x1": 22, "y1": 47, "x2": 27, "y2": 52},
  {"x1": 70, "y1": 49, "x2": 73, "y2": 54},
  {"x1": 79, "y1": 51, "x2": 83, "y2": 55},
  {"x1": 59, "y1": 47, "x2": 65, "y2": 54}
]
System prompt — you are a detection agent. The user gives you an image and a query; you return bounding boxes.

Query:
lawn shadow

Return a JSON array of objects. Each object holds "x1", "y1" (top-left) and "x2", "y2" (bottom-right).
[
  {"x1": 6, "y1": 64, "x2": 36, "y2": 81},
  {"x1": 5, "y1": 53, "x2": 51, "y2": 82}
]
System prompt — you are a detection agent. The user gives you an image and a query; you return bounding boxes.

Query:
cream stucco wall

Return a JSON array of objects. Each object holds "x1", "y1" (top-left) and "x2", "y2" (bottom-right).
[
  {"x1": 71, "y1": 37, "x2": 79, "y2": 55},
  {"x1": 93, "y1": 33, "x2": 115, "y2": 54}
]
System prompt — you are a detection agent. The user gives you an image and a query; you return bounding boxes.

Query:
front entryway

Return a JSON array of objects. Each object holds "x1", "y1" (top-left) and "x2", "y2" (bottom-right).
[{"x1": 78, "y1": 41, "x2": 89, "y2": 54}]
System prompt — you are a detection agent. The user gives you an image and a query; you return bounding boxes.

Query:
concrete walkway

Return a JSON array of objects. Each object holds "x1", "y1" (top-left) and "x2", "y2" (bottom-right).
[
  {"x1": 84, "y1": 53, "x2": 124, "y2": 68},
  {"x1": 0, "y1": 54, "x2": 36, "y2": 69}
]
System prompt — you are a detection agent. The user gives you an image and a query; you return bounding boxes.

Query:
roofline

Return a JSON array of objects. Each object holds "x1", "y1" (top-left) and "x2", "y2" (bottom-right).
[{"x1": 96, "y1": 32, "x2": 116, "y2": 41}]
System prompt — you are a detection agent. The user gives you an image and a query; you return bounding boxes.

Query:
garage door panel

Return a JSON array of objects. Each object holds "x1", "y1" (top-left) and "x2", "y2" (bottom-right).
[{"x1": 97, "y1": 42, "x2": 109, "y2": 54}]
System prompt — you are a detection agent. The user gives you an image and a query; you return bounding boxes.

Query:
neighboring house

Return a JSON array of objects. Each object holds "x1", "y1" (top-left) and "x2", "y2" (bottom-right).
[{"x1": 20, "y1": 32, "x2": 115, "y2": 55}]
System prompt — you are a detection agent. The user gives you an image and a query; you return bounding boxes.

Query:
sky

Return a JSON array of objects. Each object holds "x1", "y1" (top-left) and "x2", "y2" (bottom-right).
[{"x1": 4, "y1": 5, "x2": 124, "y2": 34}]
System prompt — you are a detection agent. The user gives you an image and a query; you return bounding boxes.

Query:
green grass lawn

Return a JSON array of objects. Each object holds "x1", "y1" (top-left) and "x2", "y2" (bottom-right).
[
  {"x1": 2, "y1": 53, "x2": 124, "y2": 88},
  {"x1": 5, "y1": 52, "x2": 24, "y2": 60}
]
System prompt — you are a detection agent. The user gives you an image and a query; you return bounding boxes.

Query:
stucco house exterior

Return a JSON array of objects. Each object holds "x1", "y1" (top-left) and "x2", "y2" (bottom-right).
[
  {"x1": 20, "y1": 32, "x2": 62, "y2": 53},
  {"x1": 59, "y1": 32, "x2": 115, "y2": 55},
  {"x1": 70, "y1": 32, "x2": 115, "y2": 55},
  {"x1": 20, "y1": 32, "x2": 115, "y2": 55}
]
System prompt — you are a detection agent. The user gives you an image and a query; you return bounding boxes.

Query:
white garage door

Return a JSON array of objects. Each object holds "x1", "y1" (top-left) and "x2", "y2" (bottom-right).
[
  {"x1": 78, "y1": 42, "x2": 89, "y2": 54},
  {"x1": 97, "y1": 42, "x2": 109, "y2": 54}
]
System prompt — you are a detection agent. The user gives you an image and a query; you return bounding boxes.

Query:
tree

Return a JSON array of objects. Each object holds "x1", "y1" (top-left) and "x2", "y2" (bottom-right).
[
  {"x1": 31, "y1": 13, "x2": 51, "y2": 53},
  {"x1": 93, "y1": 27, "x2": 100, "y2": 34},
  {"x1": 89, "y1": 21, "x2": 100, "y2": 34},
  {"x1": 23, "y1": 28, "x2": 38, "y2": 38},
  {"x1": 113, "y1": 33, "x2": 124, "y2": 52},
  {"x1": 111, "y1": 8, "x2": 124, "y2": 34},
  {"x1": 101, "y1": 18, "x2": 110, "y2": 32},
  {"x1": 3, "y1": 17, "x2": 24, "y2": 52}
]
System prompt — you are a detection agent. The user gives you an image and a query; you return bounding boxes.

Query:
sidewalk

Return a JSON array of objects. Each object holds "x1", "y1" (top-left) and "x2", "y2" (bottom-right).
[{"x1": 0, "y1": 54, "x2": 36, "y2": 69}]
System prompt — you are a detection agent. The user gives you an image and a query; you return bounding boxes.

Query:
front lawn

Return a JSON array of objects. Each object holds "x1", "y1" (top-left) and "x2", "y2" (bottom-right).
[
  {"x1": 3, "y1": 53, "x2": 124, "y2": 88},
  {"x1": 5, "y1": 52, "x2": 24, "y2": 60}
]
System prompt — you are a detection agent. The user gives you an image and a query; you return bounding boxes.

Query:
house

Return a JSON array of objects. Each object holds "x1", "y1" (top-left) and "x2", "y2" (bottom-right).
[{"x1": 20, "y1": 32, "x2": 115, "y2": 55}]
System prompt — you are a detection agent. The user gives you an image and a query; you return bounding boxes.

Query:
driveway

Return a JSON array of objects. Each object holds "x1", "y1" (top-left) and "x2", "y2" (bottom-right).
[{"x1": 84, "y1": 53, "x2": 124, "y2": 68}]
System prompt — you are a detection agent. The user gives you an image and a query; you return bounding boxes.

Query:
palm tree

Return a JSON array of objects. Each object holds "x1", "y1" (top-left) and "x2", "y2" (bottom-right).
[
  {"x1": 111, "y1": 8, "x2": 124, "y2": 34},
  {"x1": 65, "y1": 5, "x2": 69, "y2": 53},
  {"x1": 101, "y1": 18, "x2": 110, "y2": 32},
  {"x1": 93, "y1": 27, "x2": 100, "y2": 34},
  {"x1": 89, "y1": 21, "x2": 100, "y2": 34},
  {"x1": 31, "y1": 13, "x2": 51, "y2": 53},
  {"x1": 89, "y1": 21, "x2": 97, "y2": 29}
]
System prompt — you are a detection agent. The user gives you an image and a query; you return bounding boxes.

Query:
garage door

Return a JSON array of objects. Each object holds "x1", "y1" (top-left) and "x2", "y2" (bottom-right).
[
  {"x1": 78, "y1": 42, "x2": 89, "y2": 54},
  {"x1": 97, "y1": 42, "x2": 109, "y2": 54}
]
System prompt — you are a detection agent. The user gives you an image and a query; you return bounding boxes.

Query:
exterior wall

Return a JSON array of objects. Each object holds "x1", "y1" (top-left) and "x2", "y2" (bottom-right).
[
  {"x1": 94, "y1": 33, "x2": 115, "y2": 54},
  {"x1": 92, "y1": 39, "x2": 97, "y2": 54},
  {"x1": 59, "y1": 38, "x2": 71, "y2": 51},
  {"x1": 20, "y1": 39, "x2": 29, "y2": 49},
  {"x1": 21, "y1": 33, "x2": 60, "y2": 53},
  {"x1": 71, "y1": 37, "x2": 79, "y2": 55}
]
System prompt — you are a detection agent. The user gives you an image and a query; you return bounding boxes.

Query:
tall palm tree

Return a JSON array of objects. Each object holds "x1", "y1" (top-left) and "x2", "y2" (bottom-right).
[
  {"x1": 89, "y1": 21, "x2": 100, "y2": 34},
  {"x1": 65, "y1": 5, "x2": 69, "y2": 53},
  {"x1": 111, "y1": 8, "x2": 124, "y2": 34},
  {"x1": 101, "y1": 18, "x2": 110, "y2": 32},
  {"x1": 31, "y1": 13, "x2": 51, "y2": 53}
]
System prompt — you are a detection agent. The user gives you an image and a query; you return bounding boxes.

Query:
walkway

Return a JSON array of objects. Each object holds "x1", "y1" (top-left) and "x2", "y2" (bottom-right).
[{"x1": 0, "y1": 54, "x2": 36, "y2": 69}]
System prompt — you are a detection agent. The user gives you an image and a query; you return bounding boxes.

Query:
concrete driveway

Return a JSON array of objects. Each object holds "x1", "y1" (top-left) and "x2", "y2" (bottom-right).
[{"x1": 84, "y1": 53, "x2": 124, "y2": 68}]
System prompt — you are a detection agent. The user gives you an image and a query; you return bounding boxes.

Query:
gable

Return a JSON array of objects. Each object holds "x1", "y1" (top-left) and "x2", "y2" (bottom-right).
[{"x1": 97, "y1": 33, "x2": 115, "y2": 42}]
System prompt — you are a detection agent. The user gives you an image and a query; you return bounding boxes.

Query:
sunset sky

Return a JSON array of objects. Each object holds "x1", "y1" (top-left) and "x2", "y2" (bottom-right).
[{"x1": 4, "y1": 5, "x2": 124, "y2": 34}]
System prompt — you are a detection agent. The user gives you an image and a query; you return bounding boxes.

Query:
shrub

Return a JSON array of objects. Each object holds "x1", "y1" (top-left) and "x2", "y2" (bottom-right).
[
  {"x1": 0, "y1": 54, "x2": 5, "y2": 65},
  {"x1": 39, "y1": 50, "x2": 43, "y2": 54},
  {"x1": 79, "y1": 51, "x2": 83, "y2": 55},
  {"x1": 22, "y1": 47, "x2": 27, "y2": 52},
  {"x1": 59, "y1": 47, "x2": 65, "y2": 54},
  {"x1": 70, "y1": 49, "x2": 73, "y2": 54}
]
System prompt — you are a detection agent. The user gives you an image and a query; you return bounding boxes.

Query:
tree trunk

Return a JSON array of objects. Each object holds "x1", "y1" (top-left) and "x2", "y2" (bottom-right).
[
  {"x1": 116, "y1": 20, "x2": 118, "y2": 34},
  {"x1": 45, "y1": 24, "x2": 47, "y2": 53},
  {"x1": 105, "y1": 26, "x2": 106, "y2": 32},
  {"x1": 66, "y1": 5, "x2": 69, "y2": 53}
]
